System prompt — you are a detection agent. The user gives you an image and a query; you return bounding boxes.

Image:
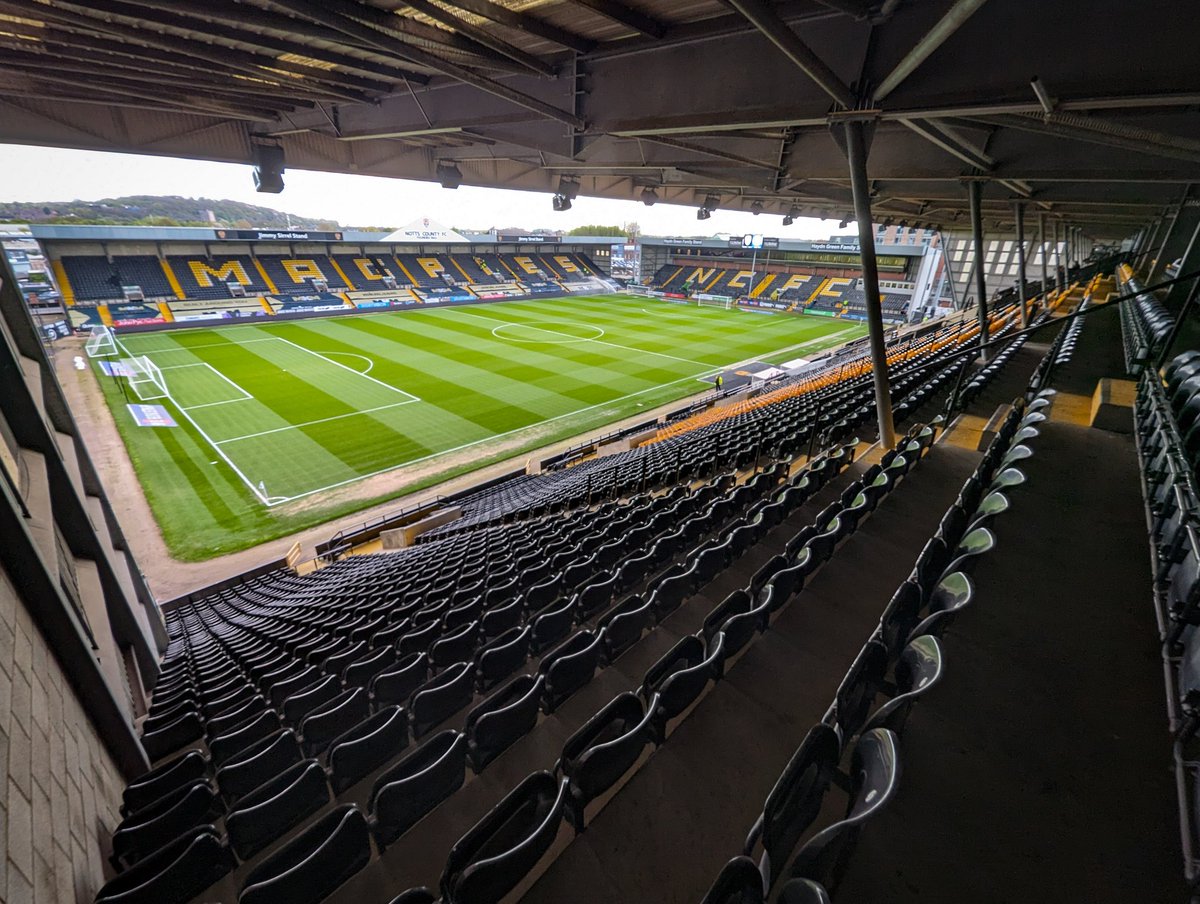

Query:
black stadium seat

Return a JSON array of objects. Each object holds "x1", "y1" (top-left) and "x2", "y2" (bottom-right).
[
  {"x1": 371, "y1": 730, "x2": 468, "y2": 849},
  {"x1": 440, "y1": 771, "x2": 567, "y2": 904},
  {"x1": 239, "y1": 805, "x2": 372, "y2": 904}
]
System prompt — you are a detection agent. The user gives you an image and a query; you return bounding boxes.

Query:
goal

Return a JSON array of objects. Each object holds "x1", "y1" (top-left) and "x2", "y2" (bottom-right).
[
  {"x1": 84, "y1": 325, "x2": 117, "y2": 358},
  {"x1": 125, "y1": 355, "x2": 168, "y2": 401},
  {"x1": 696, "y1": 293, "x2": 733, "y2": 310}
]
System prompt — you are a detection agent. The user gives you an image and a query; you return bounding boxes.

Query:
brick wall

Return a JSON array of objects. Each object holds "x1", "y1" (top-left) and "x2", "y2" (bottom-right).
[{"x1": 0, "y1": 565, "x2": 124, "y2": 904}]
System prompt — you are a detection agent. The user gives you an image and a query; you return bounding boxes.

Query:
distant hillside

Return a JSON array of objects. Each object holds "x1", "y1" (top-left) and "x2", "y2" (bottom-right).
[{"x1": 0, "y1": 195, "x2": 340, "y2": 230}]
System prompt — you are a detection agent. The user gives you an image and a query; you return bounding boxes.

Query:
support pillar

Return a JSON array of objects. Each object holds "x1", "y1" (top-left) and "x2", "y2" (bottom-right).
[
  {"x1": 1014, "y1": 201, "x2": 1028, "y2": 328},
  {"x1": 1151, "y1": 185, "x2": 1198, "y2": 284},
  {"x1": 1038, "y1": 212, "x2": 1048, "y2": 297},
  {"x1": 967, "y1": 180, "x2": 989, "y2": 360},
  {"x1": 843, "y1": 120, "x2": 896, "y2": 450},
  {"x1": 1053, "y1": 219, "x2": 1065, "y2": 295}
]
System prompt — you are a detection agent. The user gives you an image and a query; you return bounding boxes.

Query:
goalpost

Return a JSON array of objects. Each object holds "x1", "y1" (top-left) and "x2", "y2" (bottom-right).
[
  {"x1": 124, "y1": 355, "x2": 169, "y2": 401},
  {"x1": 695, "y1": 293, "x2": 733, "y2": 310},
  {"x1": 84, "y1": 325, "x2": 118, "y2": 357}
]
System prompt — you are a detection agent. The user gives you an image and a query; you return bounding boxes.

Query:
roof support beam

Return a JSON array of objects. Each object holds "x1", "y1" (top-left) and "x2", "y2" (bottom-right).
[
  {"x1": 873, "y1": 0, "x2": 991, "y2": 102},
  {"x1": 636, "y1": 136, "x2": 786, "y2": 172},
  {"x1": 726, "y1": 0, "x2": 856, "y2": 108},
  {"x1": 287, "y1": 0, "x2": 586, "y2": 129},
  {"x1": 565, "y1": 0, "x2": 666, "y2": 38},
  {"x1": 396, "y1": 0, "x2": 559, "y2": 77},
  {"x1": 0, "y1": 13, "x2": 396, "y2": 100},
  {"x1": 897, "y1": 117, "x2": 993, "y2": 169},
  {"x1": 974, "y1": 112, "x2": 1200, "y2": 166},
  {"x1": 446, "y1": 0, "x2": 595, "y2": 53}
]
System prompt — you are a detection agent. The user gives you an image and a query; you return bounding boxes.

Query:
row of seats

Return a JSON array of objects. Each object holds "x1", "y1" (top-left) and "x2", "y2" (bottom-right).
[
  {"x1": 1134, "y1": 346, "x2": 1200, "y2": 892},
  {"x1": 57, "y1": 252, "x2": 603, "y2": 302},
  {"x1": 1118, "y1": 263, "x2": 1173, "y2": 370},
  {"x1": 100, "y1": 446, "x2": 875, "y2": 903},
  {"x1": 700, "y1": 386, "x2": 1051, "y2": 903}
]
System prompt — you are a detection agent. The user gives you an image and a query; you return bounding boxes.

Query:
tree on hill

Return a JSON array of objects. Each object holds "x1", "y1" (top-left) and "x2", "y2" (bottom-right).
[{"x1": 567, "y1": 224, "x2": 625, "y2": 236}]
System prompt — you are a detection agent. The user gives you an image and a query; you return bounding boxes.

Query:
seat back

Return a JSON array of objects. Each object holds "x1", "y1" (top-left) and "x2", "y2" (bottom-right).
[
  {"x1": 239, "y1": 805, "x2": 371, "y2": 904},
  {"x1": 371, "y1": 730, "x2": 468, "y2": 849}
]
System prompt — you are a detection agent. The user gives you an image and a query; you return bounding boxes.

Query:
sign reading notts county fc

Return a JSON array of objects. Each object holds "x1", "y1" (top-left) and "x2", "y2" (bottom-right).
[{"x1": 382, "y1": 218, "x2": 469, "y2": 244}]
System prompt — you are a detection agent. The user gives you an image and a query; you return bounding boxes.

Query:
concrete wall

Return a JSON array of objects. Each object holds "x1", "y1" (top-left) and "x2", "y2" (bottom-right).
[{"x1": 0, "y1": 563, "x2": 125, "y2": 904}]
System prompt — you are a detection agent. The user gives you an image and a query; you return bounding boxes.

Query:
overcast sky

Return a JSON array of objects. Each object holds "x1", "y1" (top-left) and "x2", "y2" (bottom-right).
[{"x1": 0, "y1": 143, "x2": 857, "y2": 239}]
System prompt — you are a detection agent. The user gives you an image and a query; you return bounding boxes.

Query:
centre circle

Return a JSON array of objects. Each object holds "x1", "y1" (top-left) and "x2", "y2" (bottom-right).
[{"x1": 491, "y1": 321, "x2": 606, "y2": 343}]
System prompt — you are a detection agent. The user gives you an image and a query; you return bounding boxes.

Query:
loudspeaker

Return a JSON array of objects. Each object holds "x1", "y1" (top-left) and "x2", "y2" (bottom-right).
[{"x1": 253, "y1": 145, "x2": 285, "y2": 193}]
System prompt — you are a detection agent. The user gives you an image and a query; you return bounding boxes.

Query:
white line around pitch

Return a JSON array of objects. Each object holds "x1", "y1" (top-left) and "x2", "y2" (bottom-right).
[{"x1": 113, "y1": 335, "x2": 271, "y2": 505}]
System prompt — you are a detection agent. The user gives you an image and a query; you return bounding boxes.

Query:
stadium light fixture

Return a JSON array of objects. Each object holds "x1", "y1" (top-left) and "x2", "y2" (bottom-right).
[
  {"x1": 436, "y1": 162, "x2": 462, "y2": 190},
  {"x1": 641, "y1": 187, "x2": 659, "y2": 206},
  {"x1": 750, "y1": 200, "x2": 764, "y2": 215},
  {"x1": 557, "y1": 176, "x2": 580, "y2": 200},
  {"x1": 552, "y1": 194, "x2": 573, "y2": 212},
  {"x1": 697, "y1": 206, "x2": 712, "y2": 221},
  {"x1": 252, "y1": 144, "x2": 284, "y2": 194},
  {"x1": 782, "y1": 205, "x2": 800, "y2": 227},
  {"x1": 839, "y1": 217, "x2": 850, "y2": 229}
]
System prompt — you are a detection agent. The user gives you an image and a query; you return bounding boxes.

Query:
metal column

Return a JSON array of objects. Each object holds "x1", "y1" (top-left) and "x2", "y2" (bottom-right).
[
  {"x1": 1165, "y1": 218, "x2": 1200, "y2": 307},
  {"x1": 1014, "y1": 201, "x2": 1028, "y2": 328},
  {"x1": 967, "y1": 180, "x2": 989, "y2": 360},
  {"x1": 844, "y1": 120, "x2": 896, "y2": 450},
  {"x1": 1053, "y1": 218, "x2": 1064, "y2": 294},
  {"x1": 1151, "y1": 185, "x2": 1195, "y2": 283},
  {"x1": 1038, "y1": 212, "x2": 1048, "y2": 296}
]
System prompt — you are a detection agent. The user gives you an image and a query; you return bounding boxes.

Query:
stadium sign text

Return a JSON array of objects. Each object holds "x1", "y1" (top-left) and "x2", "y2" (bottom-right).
[{"x1": 214, "y1": 229, "x2": 344, "y2": 242}]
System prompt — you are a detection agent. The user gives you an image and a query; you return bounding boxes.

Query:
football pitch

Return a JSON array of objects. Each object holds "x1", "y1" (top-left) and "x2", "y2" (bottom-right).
[{"x1": 92, "y1": 295, "x2": 866, "y2": 560}]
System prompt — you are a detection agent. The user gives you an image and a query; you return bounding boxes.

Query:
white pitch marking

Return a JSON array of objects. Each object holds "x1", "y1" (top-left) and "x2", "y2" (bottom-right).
[
  {"x1": 312, "y1": 350, "x2": 376, "y2": 374},
  {"x1": 274, "y1": 337, "x2": 419, "y2": 402},
  {"x1": 258, "y1": 327, "x2": 858, "y2": 507},
  {"x1": 456, "y1": 309, "x2": 718, "y2": 368},
  {"x1": 112, "y1": 336, "x2": 271, "y2": 505},
  {"x1": 215, "y1": 399, "x2": 418, "y2": 445}
]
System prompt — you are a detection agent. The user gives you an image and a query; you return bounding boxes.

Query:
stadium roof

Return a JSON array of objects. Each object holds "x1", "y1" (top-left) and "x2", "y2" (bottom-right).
[{"x1": 0, "y1": 1, "x2": 1195, "y2": 239}]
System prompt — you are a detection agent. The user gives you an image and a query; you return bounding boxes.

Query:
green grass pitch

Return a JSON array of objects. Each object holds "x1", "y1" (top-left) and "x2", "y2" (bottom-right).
[{"x1": 91, "y1": 295, "x2": 866, "y2": 560}]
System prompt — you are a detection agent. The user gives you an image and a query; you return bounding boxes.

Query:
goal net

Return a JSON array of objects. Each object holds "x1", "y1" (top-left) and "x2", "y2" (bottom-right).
[
  {"x1": 85, "y1": 325, "x2": 117, "y2": 358},
  {"x1": 125, "y1": 355, "x2": 168, "y2": 401},
  {"x1": 696, "y1": 293, "x2": 733, "y2": 310}
]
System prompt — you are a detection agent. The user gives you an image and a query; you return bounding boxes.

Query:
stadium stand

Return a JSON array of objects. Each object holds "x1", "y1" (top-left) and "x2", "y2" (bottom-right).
[
  {"x1": 330, "y1": 254, "x2": 404, "y2": 291},
  {"x1": 167, "y1": 254, "x2": 273, "y2": 300},
  {"x1": 91, "y1": 279, "x2": 1056, "y2": 904},
  {"x1": 59, "y1": 254, "x2": 175, "y2": 301},
  {"x1": 256, "y1": 255, "x2": 349, "y2": 293}
]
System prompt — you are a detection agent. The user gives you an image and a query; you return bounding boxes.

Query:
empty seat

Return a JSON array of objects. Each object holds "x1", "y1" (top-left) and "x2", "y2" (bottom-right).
[
  {"x1": 464, "y1": 674, "x2": 544, "y2": 773},
  {"x1": 474, "y1": 625, "x2": 531, "y2": 692},
  {"x1": 910, "y1": 572, "x2": 974, "y2": 639},
  {"x1": 210, "y1": 710, "x2": 283, "y2": 766},
  {"x1": 640, "y1": 634, "x2": 724, "y2": 743},
  {"x1": 95, "y1": 826, "x2": 234, "y2": 904},
  {"x1": 558, "y1": 692, "x2": 656, "y2": 831},
  {"x1": 239, "y1": 805, "x2": 372, "y2": 904},
  {"x1": 371, "y1": 653, "x2": 429, "y2": 710},
  {"x1": 597, "y1": 595, "x2": 652, "y2": 663},
  {"x1": 111, "y1": 781, "x2": 222, "y2": 869},
  {"x1": 787, "y1": 728, "x2": 900, "y2": 892},
  {"x1": 225, "y1": 759, "x2": 330, "y2": 861},
  {"x1": 539, "y1": 630, "x2": 602, "y2": 713},
  {"x1": 700, "y1": 855, "x2": 765, "y2": 904},
  {"x1": 300, "y1": 688, "x2": 370, "y2": 757},
  {"x1": 371, "y1": 730, "x2": 467, "y2": 849},
  {"x1": 862, "y1": 635, "x2": 944, "y2": 735},
  {"x1": 829, "y1": 640, "x2": 889, "y2": 743},
  {"x1": 743, "y1": 723, "x2": 841, "y2": 888},
  {"x1": 122, "y1": 749, "x2": 210, "y2": 817},
  {"x1": 328, "y1": 705, "x2": 410, "y2": 794},
  {"x1": 440, "y1": 770, "x2": 567, "y2": 904},
  {"x1": 702, "y1": 589, "x2": 769, "y2": 660},
  {"x1": 216, "y1": 729, "x2": 303, "y2": 804},
  {"x1": 283, "y1": 675, "x2": 341, "y2": 725},
  {"x1": 410, "y1": 661, "x2": 474, "y2": 739},
  {"x1": 141, "y1": 710, "x2": 204, "y2": 762}
]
